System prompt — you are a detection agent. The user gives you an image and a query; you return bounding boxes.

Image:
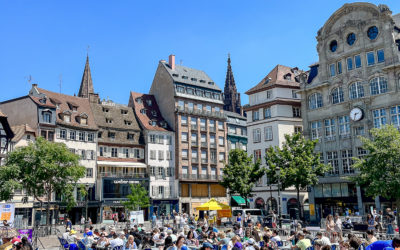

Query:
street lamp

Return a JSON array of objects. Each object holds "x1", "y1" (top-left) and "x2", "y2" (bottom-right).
[
  {"x1": 276, "y1": 167, "x2": 282, "y2": 229},
  {"x1": 85, "y1": 183, "x2": 90, "y2": 226}
]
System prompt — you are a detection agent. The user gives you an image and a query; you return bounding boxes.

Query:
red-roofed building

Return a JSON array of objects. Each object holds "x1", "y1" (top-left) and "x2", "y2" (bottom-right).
[{"x1": 129, "y1": 91, "x2": 178, "y2": 214}]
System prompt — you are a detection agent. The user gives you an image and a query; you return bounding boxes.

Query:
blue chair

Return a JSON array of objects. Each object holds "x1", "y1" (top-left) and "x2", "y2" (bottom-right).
[
  {"x1": 331, "y1": 245, "x2": 336, "y2": 250},
  {"x1": 213, "y1": 245, "x2": 219, "y2": 250},
  {"x1": 277, "y1": 241, "x2": 283, "y2": 247},
  {"x1": 69, "y1": 244, "x2": 79, "y2": 250},
  {"x1": 306, "y1": 247, "x2": 314, "y2": 250},
  {"x1": 58, "y1": 237, "x2": 69, "y2": 250},
  {"x1": 221, "y1": 245, "x2": 228, "y2": 250},
  {"x1": 77, "y1": 240, "x2": 86, "y2": 250},
  {"x1": 111, "y1": 246, "x2": 123, "y2": 250},
  {"x1": 259, "y1": 241, "x2": 265, "y2": 247}
]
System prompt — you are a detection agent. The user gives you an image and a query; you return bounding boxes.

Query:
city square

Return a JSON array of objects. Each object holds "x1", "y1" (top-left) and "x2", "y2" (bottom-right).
[{"x1": 1, "y1": 1, "x2": 400, "y2": 249}]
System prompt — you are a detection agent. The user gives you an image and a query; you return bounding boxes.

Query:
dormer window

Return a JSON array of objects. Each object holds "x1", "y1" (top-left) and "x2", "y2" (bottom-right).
[
  {"x1": 42, "y1": 110, "x2": 52, "y2": 123},
  {"x1": 64, "y1": 114, "x2": 71, "y2": 123},
  {"x1": 284, "y1": 73, "x2": 292, "y2": 80},
  {"x1": 80, "y1": 117, "x2": 87, "y2": 125},
  {"x1": 208, "y1": 82, "x2": 214, "y2": 85},
  {"x1": 151, "y1": 110, "x2": 157, "y2": 117},
  {"x1": 102, "y1": 107, "x2": 109, "y2": 112},
  {"x1": 149, "y1": 120, "x2": 157, "y2": 126},
  {"x1": 172, "y1": 73, "x2": 179, "y2": 77},
  {"x1": 39, "y1": 97, "x2": 47, "y2": 104},
  {"x1": 135, "y1": 97, "x2": 142, "y2": 104},
  {"x1": 108, "y1": 131, "x2": 116, "y2": 139},
  {"x1": 191, "y1": 78, "x2": 197, "y2": 82},
  {"x1": 67, "y1": 102, "x2": 78, "y2": 112},
  {"x1": 124, "y1": 120, "x2": 132, "y2": 125},
  {"x1": 121, "y1": 109, "x2": 128, "y2": 115},
  {"x1": 106, "y1": 118, "x2": 113, "y2": 124},
  {"x1": 176, "y1": 86, "x2": 185, "y2": 93},
  {"x1": 127, "y1": 133, "x2": 135, "y2": 140},
  {"x1": 160, "y1": 121, "x2": 168, "y2": 128},
  {"x1": 187, "y1": 88, "x2": 194, "y2": 95},
  {"x1": 182, "y1": 76, "x2": 188, "y2": 79},
  {"x1": 146, "y1": 99, "x2": 152, "y2": 106},
  {"x1": 200, "y1": 80, "x2": 206, "y2": 83},
  {"x1": 140, "y1": 109, "x2": 147, "y2": 114},
  {"x1": 205, "y1": 92, "x2": 211, "y2": 98}
]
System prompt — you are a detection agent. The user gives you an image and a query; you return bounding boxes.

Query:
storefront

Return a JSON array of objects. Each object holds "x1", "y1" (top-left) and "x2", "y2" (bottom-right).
[{"x1": 150, "y1": 199, "x2": 179, "y2": 217}]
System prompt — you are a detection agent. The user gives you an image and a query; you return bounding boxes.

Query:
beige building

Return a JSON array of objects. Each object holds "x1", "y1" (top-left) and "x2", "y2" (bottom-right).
[
  {"x1": 150, "y1": 55, "x2": 228, "y2": 214},
  {"x1": 245, "y1": 65, "x2": 307, "y2": 217},
  {"x1": 299, "y1": 3, "x2": 400, "y2": 221}
]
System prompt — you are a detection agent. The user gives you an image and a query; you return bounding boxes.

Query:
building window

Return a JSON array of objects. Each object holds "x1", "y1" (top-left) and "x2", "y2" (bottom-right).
[
  {"x1": 178, "y1": 100, "x2": 184, "y2": 108},
  {"x1": 166, "y1": 151, "x2": 172, "y2": 160},
  {"x1": 253, "y1": 110, "x2": 260, "y2": 121},
  {"x1": 308, "y1": 93, "x2": 323, "y2": 109},
  {"x1": 338, "y1": 116, "x2": 350, "y2": 136},
  {"x1": 150, "y1": 150, "x2": 156, "y2": 160},
  {"x1": 391, "y1": 105, "x2": 400, "y2": 128},
  {"x1": 331, "y1": 87, "x2": 344, "y2": 104},
  {"x1": 337, "y1": 61, "x2": 342, "y2": 74},
  {"x1": 97, "y1": 132, "x2": 102, "y2": 139},
  {"x1": 218, "y1": 121, "x2": 224, "y2": 130},
  {"x1": 86, "y1": 168, "x2": 93, "y2": 178},
  {"x1": 330, "y1": 40, "x2": 338, "y2": 52},
  {"x1": 99, "y1": 147, "x2": 104, "y2": 157},
  {"x1": 78, "y1": 132, "x2": 85, "y2": 141},
  {"x1": 367, "y1": 51, "x2": 375, "y2": 66},
  {"x1": 347, "y1": 33, "x2": 356, "y2": 46},
  {"x1": 377, "y1": 49, "x2": 385, "y2": 63},
  {"x1": 134, "y1": 149, "x2": 140, "y2": 158},
  {"x1": 342, "y1": 150, "x2": 354, "y2": 174},
  {"x1": 254, "y1": 149, "x2": 261, "y2": 163},
  {"x1": 264, "y1": 108, "x2": 271, "y2": 119},
  {"x1": 292, "y1": 90, "x2": 298, "y2": 99},
  {"x1": 197, "y1": 104, "x2": 203, "y2": 110},
  {"x1": 176, "y1": 86, "x2": 185, "y2": 93},
  {"x1": 329, "y1": 64, "x2": 336, "y2": 77},
  {"x1": 326, "y1": 151, "x2": 339, "y2": 175},
  {"x1": 294, "y1": 126, "x2": 302, "y2": 134},
  {"x1": 64, "y1": 114, "x2": 71, "y2": 123},
  {"x1": 111, "y1": 148, "x2": 118, "y2": 157},
  {"x1": 347, "y1": 57, "x2": 353, "y2": 71},
  {"x1": 324, "y1": 119, "x2": 336, "y2": 139},
  {"x1": 181, "y1": 116, "x2": 187, "y2": 125},
  {"x1": 80, "y1": 117, "x2": 87, "y2": 125},
  {"x1": 354, "y1": 126, "x2": 365, "y2": 136},
  {"x1": 311, "y1": 121, "x2": 322, "y2": 140},
  {"x1": 206, "y1": 105, "x2": 211, "y2": 112},
  {"x1": 181, "y1": 132, "x2": 188, "y2": 142},
  {"x1": 355, "y1": 54, "x2": 362, "y2": 68},
  {"x1": 158, "y1": 151, "x2": 164, "y2": 160},
  {"x1": 370, "y1": 77, "x2": 387, "y2": 95},
  {"x1": 349, "y1": 82, "x2": 364, "y2": 99},
  {"x1": 69, "y1": 131, "x2": 75, "y2": 141},
  {"x1": 188, "y1": 102, "x2": 194, "y2": 110},
  {"x1": 166, "y1": 135, "x2": 172, "y2": 145},
  {"x1": 219, "y1": 152, "x2": 225, "y2": 162},
  {"x1": 81, "y1": 150, "x2": 86, "y2": 160},
  {"x1": 264, "y1": 126, "x2": 273, "y2": 141},
  {"x1": 218, "y1": 136, "x2": 224, "y2": 146},
  {"x1": 367, "y1": 26, "x2": 379, "y2": 40},
  {"x1": 106, "y1": 118, "x2": 113, "y2": 124},
  {"x1": 88, "y1": 133, "x2": 94, "y2": 142},
  {"x1": 60, "y1": 129, "x2": 66, "y2": 139},
  {"x1": 42, "y1": 112, "x2": 52, "y2": 123},
  {"x1": 253, "y1": 128, "x2": 261, "y2": 143},
  {"x1": 373, "y1": 108, "x2": 387, "y2": 128},
  {"x1": 357, "y1": 147, "x2": 367, "y2": 158},
  {"x1": 266, "y1": 90, "x2": 271, "y2": 99},
  {"x1": 127, "y1": 133, "x2": 135, "y2": 140},
  {"x1": 293, "y1": 107, "x2": 301, "y2": 118},
  {"x1": 149, "y1": 134, "x2": 156, "y2": 143}
]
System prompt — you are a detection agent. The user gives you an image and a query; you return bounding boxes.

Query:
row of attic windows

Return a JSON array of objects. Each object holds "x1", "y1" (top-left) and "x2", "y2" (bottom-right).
[{"x1": 171, "y1": 73, "x2": 214, "y2": 85}]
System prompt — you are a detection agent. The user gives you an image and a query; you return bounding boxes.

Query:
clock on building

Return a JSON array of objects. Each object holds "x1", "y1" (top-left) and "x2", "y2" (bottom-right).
[{"x1": 350, "y1": 107, "x2": 363, "y2": 121}]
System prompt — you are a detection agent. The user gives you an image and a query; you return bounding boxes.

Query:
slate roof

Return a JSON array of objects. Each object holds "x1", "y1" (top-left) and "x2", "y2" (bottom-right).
[
  {"x1": 37, "y1": 88, "x2": 98, "y2": 130},
  {"x1": 245, "y1": 65, "x2": 301, "y2": 95},
  {"x1": 160, "y1": 61, "x2": 221, "y2": 91},
  {"x1": 129, "y1": 91, "x2": 173, "y2": 132},
  {"x1": 11, "y1": 124, "x2": 36, "y2": 142},
  {"x1": 224, "y1": 110, "x2": 246, "y2": 120}
]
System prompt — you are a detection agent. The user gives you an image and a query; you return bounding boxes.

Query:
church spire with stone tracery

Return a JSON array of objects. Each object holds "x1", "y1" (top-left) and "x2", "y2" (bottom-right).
[{"x1": 223, "y1": 54, "x2": 242, "y2": 115}]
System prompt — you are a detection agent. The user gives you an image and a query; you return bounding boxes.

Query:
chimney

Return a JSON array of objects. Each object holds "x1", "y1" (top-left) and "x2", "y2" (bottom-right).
[
  {"x1": 169, "y1": 54, "x2": 175, "y2": 70},
  {"x1": 32, "y1": 83, "x2": 38, "y2": 88}
]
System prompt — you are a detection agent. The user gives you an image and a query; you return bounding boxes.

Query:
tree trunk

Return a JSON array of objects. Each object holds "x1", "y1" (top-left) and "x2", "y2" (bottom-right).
[
  {"x1": 296, "y1": 187, "x2": 301, "y2": 220},
  {"x1": 396, "y1": 198, "x2": 400, "y2": 230},
  {"x1": 46, "y1": 192, "x2": 51, "y2": 226}
]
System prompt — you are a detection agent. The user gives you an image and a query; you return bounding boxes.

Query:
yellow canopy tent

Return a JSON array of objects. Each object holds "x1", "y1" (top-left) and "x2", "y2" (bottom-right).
[{"x1": 196, "y1": 198, "x2": 232, "y2": 218}]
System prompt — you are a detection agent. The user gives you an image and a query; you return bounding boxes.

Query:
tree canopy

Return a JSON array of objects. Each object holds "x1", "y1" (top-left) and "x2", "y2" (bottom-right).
[
  {"x1": 265, "y1": 133, "x2": 330, "y2": 215},
  {"x1": 0, "y1": 137, "x2": 86, "y2": 224},
  {"x1": 122, "y1": 183, "x2": 151, "y2": 211},
  {"x1": 220, "y1": 149, "x2": 265, "y2": 207}
]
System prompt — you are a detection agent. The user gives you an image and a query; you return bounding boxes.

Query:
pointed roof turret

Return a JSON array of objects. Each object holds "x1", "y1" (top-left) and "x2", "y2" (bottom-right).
[
  {"x1": 224, "y1": 53, "x2": 237, "y2": 91},
  {"x1": 78, "y1": 55, "x2": 94, "y2": 98},
  {"x1": 223, "y1": 54, "x2": 242, "y2": 115}
]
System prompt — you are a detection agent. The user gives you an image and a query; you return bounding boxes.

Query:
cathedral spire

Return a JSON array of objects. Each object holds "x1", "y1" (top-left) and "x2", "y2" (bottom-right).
[
  {"x1": 223, "y1": 54, "x2": 242, "y2": 115},
  {"x1": 78, "y1": 55, "x2": 94, "y2": 98}
]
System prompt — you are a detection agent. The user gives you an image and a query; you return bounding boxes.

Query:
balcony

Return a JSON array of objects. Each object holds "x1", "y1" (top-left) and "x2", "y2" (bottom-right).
[
  {"x1": 179, "y1": 174, "x2": 222, "y2": 181},
  {"x1": 201, "y1": 158, "x2": 208, "y2": 164},
  {"x1": 191, "y1": 125, "x2": 198, "y2": 130},
  {"x1": 209, "y1": 127, "x2": 216, "y2": 133},
  {"x1": 201, "y1": 142, "x2": 208, "y2": 148},
  {"x1": 199, "y1": 174, "x2": 209, "y2": 180},
  {"x1": 210, "y1": 159, "x2": 217, "y2": 165},
  {"x1": 210, "y1": 143, "x2": 216, "y2": 149},
  {"x1": 99, "y1": 172, "x2": 148, "y2": 178},
  {"x1": 192, "y1": 158, "x2": 199, "y2": 163},
  {"x1": 176, "y1": 106, "x2": 227, "y2": 120},
  {"x1": 191, "y1": 174, "x2": 198, "y2": 179}
]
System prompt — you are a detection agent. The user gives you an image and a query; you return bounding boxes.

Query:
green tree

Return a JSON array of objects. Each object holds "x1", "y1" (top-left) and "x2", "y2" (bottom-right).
[
  {"x1": 265, "y1": 133, "x2": 330, "y2": 216},
  {"x1": 122, "y1": 183, "x2": 151, "y2": 211},
  {"x1": 0, "y1": 137, "x2": 86, "y2": 225},
  {"x1": 352, "y1": 125, "x2": 400, "y2": 225},
  {"x1": 220, "y1": 149, "x2": 265, "y2": 208}
]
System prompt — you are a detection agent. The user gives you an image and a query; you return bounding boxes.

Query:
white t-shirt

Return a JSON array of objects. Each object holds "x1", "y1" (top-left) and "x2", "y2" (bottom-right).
[
  {"x1": 271, "y1": 236, "x2": 281, "y2": 242},
  {"x1": 62, "y1": 232, "x2": 70, "y2": 240},
  {"x1": 66, "y1": 234, "x2": 77, "y2": 244},
  {"x1": 110, "y1": 238, "x2": 124, "y2": 248},
  {"x1": 175, "y1": 215, "x2": 181, "y2": 224}
]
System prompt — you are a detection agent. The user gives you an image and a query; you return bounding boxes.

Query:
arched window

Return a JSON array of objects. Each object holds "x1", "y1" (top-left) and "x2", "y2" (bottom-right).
[
  {"x1": 370, "y1": 77, "x2": 387, "y2": 95},
  {"x1": 255, "y1": 197, "x2": 265, "y2": 209},
  {"x1": 331, "y1": 87, "x2": 344, "y2": 104},
  {"x1": 42, "y1": 111, "x2": 52, "y2": 123},
  {"x1": 308, "y1": 93, "x2": 323, "y2": 109},
  {"x1": 349, "y1": 82, "x2": 364, "y2": 99},
  {"x1": 267, "y1": 197, "x2": 278, "y2": 213}
]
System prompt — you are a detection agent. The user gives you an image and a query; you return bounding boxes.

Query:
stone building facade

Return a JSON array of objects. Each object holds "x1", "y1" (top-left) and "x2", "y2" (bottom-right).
[
  {"x1": 299, "y1": 3, "x2": 400, "y2": 221},
  {"x1": 245, "y1": 65, "x2": 308, "y2": 216},
  {"x1": 150, "y1": 55, "x2": 228, "y2": 214}
]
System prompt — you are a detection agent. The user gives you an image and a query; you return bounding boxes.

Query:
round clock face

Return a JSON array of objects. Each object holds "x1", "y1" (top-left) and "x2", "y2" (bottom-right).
[{"x1": 350, "y1": 108, "x2": 363, "y2": 121}]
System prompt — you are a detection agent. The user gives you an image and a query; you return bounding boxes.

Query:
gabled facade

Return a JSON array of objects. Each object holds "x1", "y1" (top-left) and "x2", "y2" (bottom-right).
[
  {"x1": 245, "y1": 65, "x2": 307, "y2": 216},
  {"x1": 299, "y1": 3, "x2": 400, "y2": 222},
  {"x1": 129, "y1": 92, "x2": 177, "y2": 216},
  {"x1": 150, "y1": 55, "x2": 228, "y2": 214},
  {"x1": 0, "y1": 109, "x2": 14, "y2": 165}
]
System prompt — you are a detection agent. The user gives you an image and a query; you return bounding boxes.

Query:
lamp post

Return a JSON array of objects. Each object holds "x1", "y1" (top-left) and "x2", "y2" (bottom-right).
[
  {"x1": 276, "y1": 167, "x2": 282, "y2": 229},
  {"x1": 85, "y1": 184, "x2": 90, "y2": 227}
]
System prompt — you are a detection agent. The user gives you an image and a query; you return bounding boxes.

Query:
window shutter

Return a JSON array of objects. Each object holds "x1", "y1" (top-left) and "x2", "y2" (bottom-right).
[{"x1": 56, "y1": 129, "x2": 60, "y2": 139}]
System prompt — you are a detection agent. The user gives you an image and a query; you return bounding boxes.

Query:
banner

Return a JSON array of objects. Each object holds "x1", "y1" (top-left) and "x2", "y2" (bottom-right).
[
  {"x1": 217, "y1": 210, "x2": 232, "y2": 218},
  {"x1": 18, "y1": 229, "x2": 33, "y2": 243},
  {"x1": 129, "y1": 211, "x2": 144, "y2": 224},
  {"x1": 0, "y1": 204, "x2": 15, "y2": 225}
]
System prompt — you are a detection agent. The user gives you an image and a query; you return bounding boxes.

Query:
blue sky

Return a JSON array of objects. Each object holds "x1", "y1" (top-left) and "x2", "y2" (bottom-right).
[{"x1": 1, "y1": 0, "x2": 399, "y2": 105}]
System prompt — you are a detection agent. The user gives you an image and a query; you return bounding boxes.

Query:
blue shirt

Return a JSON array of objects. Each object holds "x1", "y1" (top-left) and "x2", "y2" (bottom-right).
[{"x1": 366, "y1": 240, "x2": 392, "y2": 250}]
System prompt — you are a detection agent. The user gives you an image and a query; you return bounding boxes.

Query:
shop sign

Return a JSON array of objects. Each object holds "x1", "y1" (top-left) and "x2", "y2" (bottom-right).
[
  {"x1": 113, "y1": 179, "x2": 140, "y2": 184},
  {"x1": 0, "y1": 204, "x2": 15, "y2": 225}
]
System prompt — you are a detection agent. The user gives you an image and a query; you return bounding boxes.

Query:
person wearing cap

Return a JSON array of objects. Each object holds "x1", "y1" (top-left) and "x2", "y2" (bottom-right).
[
  {"x1": 107, "y1": 227, "x2": 116, "y2": 239},
  {"x1": 82, "y1": 231, "x2": 95, "y2": 249},
  {"x1": 245, "y1": 238, "x2": 256, "y2": 250},
  {"x1": 292, "y1": 232, "x2": 311, "y2": 250},
  {"x1": 62, "y1": 228, "x2": 70, "y2": 240}
]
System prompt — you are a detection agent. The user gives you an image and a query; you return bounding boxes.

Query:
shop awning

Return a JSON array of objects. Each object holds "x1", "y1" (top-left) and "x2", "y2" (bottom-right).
[{"x1": 231, "y1": 196, "x2": 249, "y2": 206}]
